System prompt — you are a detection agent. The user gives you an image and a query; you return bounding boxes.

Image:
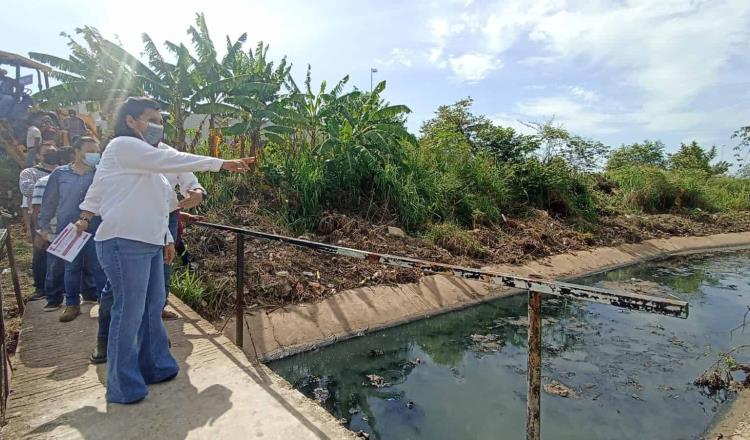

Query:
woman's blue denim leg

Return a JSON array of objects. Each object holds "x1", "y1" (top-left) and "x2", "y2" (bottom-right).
[
  {"x1": 96, "y1": 238, "x2": 178, "y2": 403},
  {"x1": 139, "y1": 245, "x2": 179, "y2": 384}
]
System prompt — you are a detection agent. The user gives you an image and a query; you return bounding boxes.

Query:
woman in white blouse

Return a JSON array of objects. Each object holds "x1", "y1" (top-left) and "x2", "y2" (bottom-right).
[{"x1": 77, "y1": 97, "x2": 248, "y2": 404}]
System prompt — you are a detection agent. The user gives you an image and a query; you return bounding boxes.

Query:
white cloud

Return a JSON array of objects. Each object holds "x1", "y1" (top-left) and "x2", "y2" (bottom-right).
[
  {"x1": 516, "y1": 96, "x2": 619, "y2": 135},
  {"x1": 421, "y1": 0, "x2": 750, "y2": 137},
  {"x1": 529, "y1": 0, "x2": 750, "y2": 118},
  {"x1": 448, "y1": 53, "x2": 501, "y2": 82},
  {"x1": 375, "y1": 48, "x2": 414, "y2": 68},
  {"x1": 489, "y1": 114, "x2": 535, "y2": 134},
  {"x1": 568, "y1": 86, "x2": 598, "y2": 103}
]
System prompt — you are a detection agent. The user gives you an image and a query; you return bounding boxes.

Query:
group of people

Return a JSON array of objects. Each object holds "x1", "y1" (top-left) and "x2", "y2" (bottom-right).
[{"x1": 20, "y1": 96, "x2": 251, "y2": 404}]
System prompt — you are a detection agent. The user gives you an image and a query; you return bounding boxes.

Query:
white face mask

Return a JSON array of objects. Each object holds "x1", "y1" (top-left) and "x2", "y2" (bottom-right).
[{"x1": 84, "y1": 153, "x2": 101, "y2": 167}]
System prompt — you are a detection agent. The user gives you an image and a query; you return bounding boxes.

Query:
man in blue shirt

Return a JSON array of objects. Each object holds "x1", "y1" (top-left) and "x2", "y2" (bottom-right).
[
  {"x1": 38, "y1": 137, "x2": 106, "y2": 322},
  {"x1": 32, "y1": 146, "x2": 76, "y2": 311}
]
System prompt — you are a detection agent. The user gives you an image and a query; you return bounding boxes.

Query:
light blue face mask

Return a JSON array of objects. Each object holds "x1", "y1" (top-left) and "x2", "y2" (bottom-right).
[
  {"x1": 143, "y1": 122, "x2": 164, "y2": 146},
  {"x1": 84, "y1": 153, "x2": 101, "y2": 167}
]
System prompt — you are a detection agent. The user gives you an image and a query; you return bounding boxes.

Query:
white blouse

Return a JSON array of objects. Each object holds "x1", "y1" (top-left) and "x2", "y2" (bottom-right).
[
  {"x1": 80, "y1": 136, "x2": 223, "y2": 246},
  {"x1": 157, "y1": 142, "x2": 206, "y2": 213}
]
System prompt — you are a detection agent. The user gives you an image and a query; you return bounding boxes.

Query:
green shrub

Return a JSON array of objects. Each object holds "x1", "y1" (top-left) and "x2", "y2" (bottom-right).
[
  {"x1": 508, "y1": 157, "x2": 596, "y2": 218},
  {"x1": 426, "y1": 223, "x2": 487, "y2": 258},
  {"x1": 666, "y1": 169, "x2": 711, "y2": 210},
  {"x1": 608, "y1": 166, "x2": 677, "y2": 212},
  {"x1": 703, "y1": 176, "x2": 750, "y2": 211},
  {"x1": 170, "y1": 268, "x2": 206, "y2": 309}
]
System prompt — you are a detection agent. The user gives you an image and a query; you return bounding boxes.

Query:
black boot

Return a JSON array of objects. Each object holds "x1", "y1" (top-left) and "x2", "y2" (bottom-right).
[{"x1": 90, "y1": 337, "x2": 107, "y2": 364}]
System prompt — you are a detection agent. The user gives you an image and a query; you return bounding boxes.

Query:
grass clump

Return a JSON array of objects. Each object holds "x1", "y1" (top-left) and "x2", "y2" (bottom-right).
[
  {"x1": 170, "y1": 268, "x2": 206, "y2": 310},
  {"x1": 426, "y1": 223, "x2": 488, "y2": 258}
]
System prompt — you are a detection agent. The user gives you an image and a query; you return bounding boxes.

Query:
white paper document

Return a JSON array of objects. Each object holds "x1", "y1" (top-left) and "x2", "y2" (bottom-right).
[{"x1": 47, "y1": 223, "x2": 92, "y2": 263}]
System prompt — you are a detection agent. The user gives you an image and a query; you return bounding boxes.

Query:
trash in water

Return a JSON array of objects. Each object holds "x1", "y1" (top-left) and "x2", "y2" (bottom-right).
[
  {"x1": 313, "y1": 387, "x2": 330, "y2": 403},
  {"x1": 404, "y1": 358, "x2": 421, "y2": 369},
  {"x1": 543, "y1": 380, "x2": 577, "y2": 398},
  {"x1": 366, "y1": 374, "x2": 391, "y2": 388}
]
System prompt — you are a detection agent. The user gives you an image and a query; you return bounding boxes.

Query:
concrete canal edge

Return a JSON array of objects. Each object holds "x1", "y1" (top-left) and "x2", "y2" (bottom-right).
[
  {"x1": 222, "y1": 231, "x2": 750, "y2": 438},
  {"x1": 227, "y1": 232, "x2": 750, "y2": 362}
]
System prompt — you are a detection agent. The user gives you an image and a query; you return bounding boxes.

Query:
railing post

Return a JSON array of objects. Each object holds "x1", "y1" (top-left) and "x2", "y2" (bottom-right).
[
  {"x1": 235, "y1": 233, "x2": 245, "y2": 349},
  {"x1": 527, "y1": 290, "x2": 542, "y2": 440},
  {"x1": 0, "y1": 256, "x2": 7, "y2": 425},
  {"x1": 3, "y1": 231, "x2": 23, "y2": 314}
]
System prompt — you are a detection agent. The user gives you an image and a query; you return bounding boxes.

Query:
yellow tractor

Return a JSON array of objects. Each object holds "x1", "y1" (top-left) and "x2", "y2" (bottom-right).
[{"x1": 0, "y1": 50, "x2": 52, "y2": 168}]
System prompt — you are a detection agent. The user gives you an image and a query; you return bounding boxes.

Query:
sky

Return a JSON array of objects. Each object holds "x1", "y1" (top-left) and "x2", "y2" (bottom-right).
[{"x1": 3, "y1": 0, "x2": 750, "y2": 158}]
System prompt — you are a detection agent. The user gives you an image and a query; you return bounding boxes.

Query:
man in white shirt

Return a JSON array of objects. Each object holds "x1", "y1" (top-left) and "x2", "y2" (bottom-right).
[{"x1": 159, "y1": 141, "x2": 207, "y2": 319}]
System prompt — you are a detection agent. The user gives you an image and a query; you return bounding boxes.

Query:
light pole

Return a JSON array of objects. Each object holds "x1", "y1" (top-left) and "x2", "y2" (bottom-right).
[{"x1": 370, "y1": 67, "x2": 378, "y2": 92}]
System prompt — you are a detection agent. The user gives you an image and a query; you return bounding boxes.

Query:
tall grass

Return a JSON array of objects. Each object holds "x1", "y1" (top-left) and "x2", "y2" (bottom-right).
[{"x1": 606, "y1": 165, "x2": 750, "y2": 213}]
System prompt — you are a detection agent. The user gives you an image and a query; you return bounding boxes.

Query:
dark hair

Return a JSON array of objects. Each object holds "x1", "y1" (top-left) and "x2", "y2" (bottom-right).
[
  {"x1": 113, "y1": 97, "x2": 161, "y2": 138},
  {"x1": 72, "y1": 136, "x2": 99, "y2": 150},
  {"x1": 57, "y1": 146, "x2": 75, "y2": 164}
]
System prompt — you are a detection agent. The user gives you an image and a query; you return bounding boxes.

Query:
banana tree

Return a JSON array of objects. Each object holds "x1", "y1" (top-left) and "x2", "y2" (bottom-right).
[
  {"x1": 193, "y1": 41, "x2": 295, "y2": 158},
  {"x1": 284, "y1": 65, "x2": 352, "y2": 150},
  {"x1": 137, "y1": 34, "x2": 200, "y2": 148},
  {"x1": 318, "y1": 80, "x2": 416, "y2": 163},
  {"x1": 29, "y1": 26, "x2": 142, "y2": 111}
]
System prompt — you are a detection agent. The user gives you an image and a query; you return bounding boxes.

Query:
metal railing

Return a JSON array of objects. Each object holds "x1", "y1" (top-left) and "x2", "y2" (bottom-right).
[
  {"x1": 0, "y1": 228, "x2": 24, "y2": 426},
  {"x1": 193, "y1": 220, "x2": 689, "y2": 440}
]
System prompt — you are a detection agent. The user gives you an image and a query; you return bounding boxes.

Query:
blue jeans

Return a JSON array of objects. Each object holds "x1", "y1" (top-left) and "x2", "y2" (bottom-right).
[
  {"x1": 163, "y1": 211, "x2": 179, "y2": 301},
  {"x1": 64, "y1": 238, "x2": 106, "y2": 305},
  {"x1": 44, "y1": 254, "x2": 66, "y2": 305},
  {"x1": 96, "y1": 238, "x2": 179, "y2": 404}
]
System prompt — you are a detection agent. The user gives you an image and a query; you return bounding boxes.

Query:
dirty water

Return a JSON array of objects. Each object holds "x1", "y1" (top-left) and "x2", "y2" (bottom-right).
[{"x1": 270, "y1": 251, "x2": 750, "y2": 440}]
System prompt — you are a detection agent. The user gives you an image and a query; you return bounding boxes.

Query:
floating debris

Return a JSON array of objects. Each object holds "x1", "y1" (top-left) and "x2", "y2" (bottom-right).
[
  {"x1": 469, "y1": 334, "x2": 501, "y2": 352},
  {"x1": 406, "y1": 400, "x2": 415, "y2": 409},
  {"x1": 313, "y1": 387, "x2": 330, "y2": 403},
  {"x1": 368, "y1": 349, "x2": 385, "y2": 357},
  {"x1": 366, "y1": 374, "x2": 391, "y2": 388},
  {"x1": 543, "y1": 380, "x2": 577, "y2": 398},
  {"x1": 355, "y1": 430, "x2": 370, "y2": 439},
  {"x1": 404, "y1": 358, "x2": 422, "y2": 369}
]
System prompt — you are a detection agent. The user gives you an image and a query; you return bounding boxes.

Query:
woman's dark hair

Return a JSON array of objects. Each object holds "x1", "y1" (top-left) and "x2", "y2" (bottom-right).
[
  {"x1": 72, "y1": 136, "x2": 99, "y2": 150},
  {"x1": 113, "y1": 97, "x2": 161, "y2": 138}
]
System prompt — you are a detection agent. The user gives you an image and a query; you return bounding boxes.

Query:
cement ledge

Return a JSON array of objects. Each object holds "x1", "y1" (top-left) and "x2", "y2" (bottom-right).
[{"x1": 225, "y1": 231, "x2": 750, "y2": 362}]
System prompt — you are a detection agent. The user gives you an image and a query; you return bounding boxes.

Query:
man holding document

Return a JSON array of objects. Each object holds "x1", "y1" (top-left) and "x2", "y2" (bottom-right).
[{"x1": 38, "y1": 136, "x2": 107, "y2": 322}]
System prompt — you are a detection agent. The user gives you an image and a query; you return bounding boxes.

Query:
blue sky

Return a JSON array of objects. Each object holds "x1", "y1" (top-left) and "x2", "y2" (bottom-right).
[{"x1": 3, "y1": 0, "x2": 750, "y2": 158}]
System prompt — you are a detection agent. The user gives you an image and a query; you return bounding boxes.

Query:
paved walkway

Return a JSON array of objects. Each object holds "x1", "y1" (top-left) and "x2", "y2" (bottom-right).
[{"x1": 2, "y1": 297, "x2": 354, "y2": 440}]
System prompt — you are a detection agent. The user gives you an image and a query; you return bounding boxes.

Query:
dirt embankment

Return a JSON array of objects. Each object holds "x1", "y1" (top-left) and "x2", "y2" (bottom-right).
[{"x1": 182, "y1": 206, "x2": 750, "y2": 321}]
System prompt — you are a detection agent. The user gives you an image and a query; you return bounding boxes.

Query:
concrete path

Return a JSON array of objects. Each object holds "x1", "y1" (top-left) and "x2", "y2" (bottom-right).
[{"x1": 2, "y1": 297, "x2": 354, "y2": 440}]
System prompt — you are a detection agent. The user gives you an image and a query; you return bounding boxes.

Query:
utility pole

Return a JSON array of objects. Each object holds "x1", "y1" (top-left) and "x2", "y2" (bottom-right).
[{"x1": 370, "y1": 67, "x2": 378, "y2": 92}]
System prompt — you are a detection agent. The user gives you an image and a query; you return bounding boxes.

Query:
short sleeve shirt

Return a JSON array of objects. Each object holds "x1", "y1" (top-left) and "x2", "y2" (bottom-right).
[{"x1": 26, "y1": 125, "x2": 41, "y2": 147}]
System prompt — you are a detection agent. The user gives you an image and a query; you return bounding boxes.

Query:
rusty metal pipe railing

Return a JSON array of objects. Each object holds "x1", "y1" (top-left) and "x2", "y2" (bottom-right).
[
  {"x1": 235, "y1": 234, "x2": 245, "y2": 349},
  {"x1": 0, "y1": 228, "x2": 24, "y2": 425},
  {"x1": 195, "y1": 221, "x2": 688, "y2": 319},
  {"x1": 193, "y1": 220, "x2": 690, "y2": 440}
]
